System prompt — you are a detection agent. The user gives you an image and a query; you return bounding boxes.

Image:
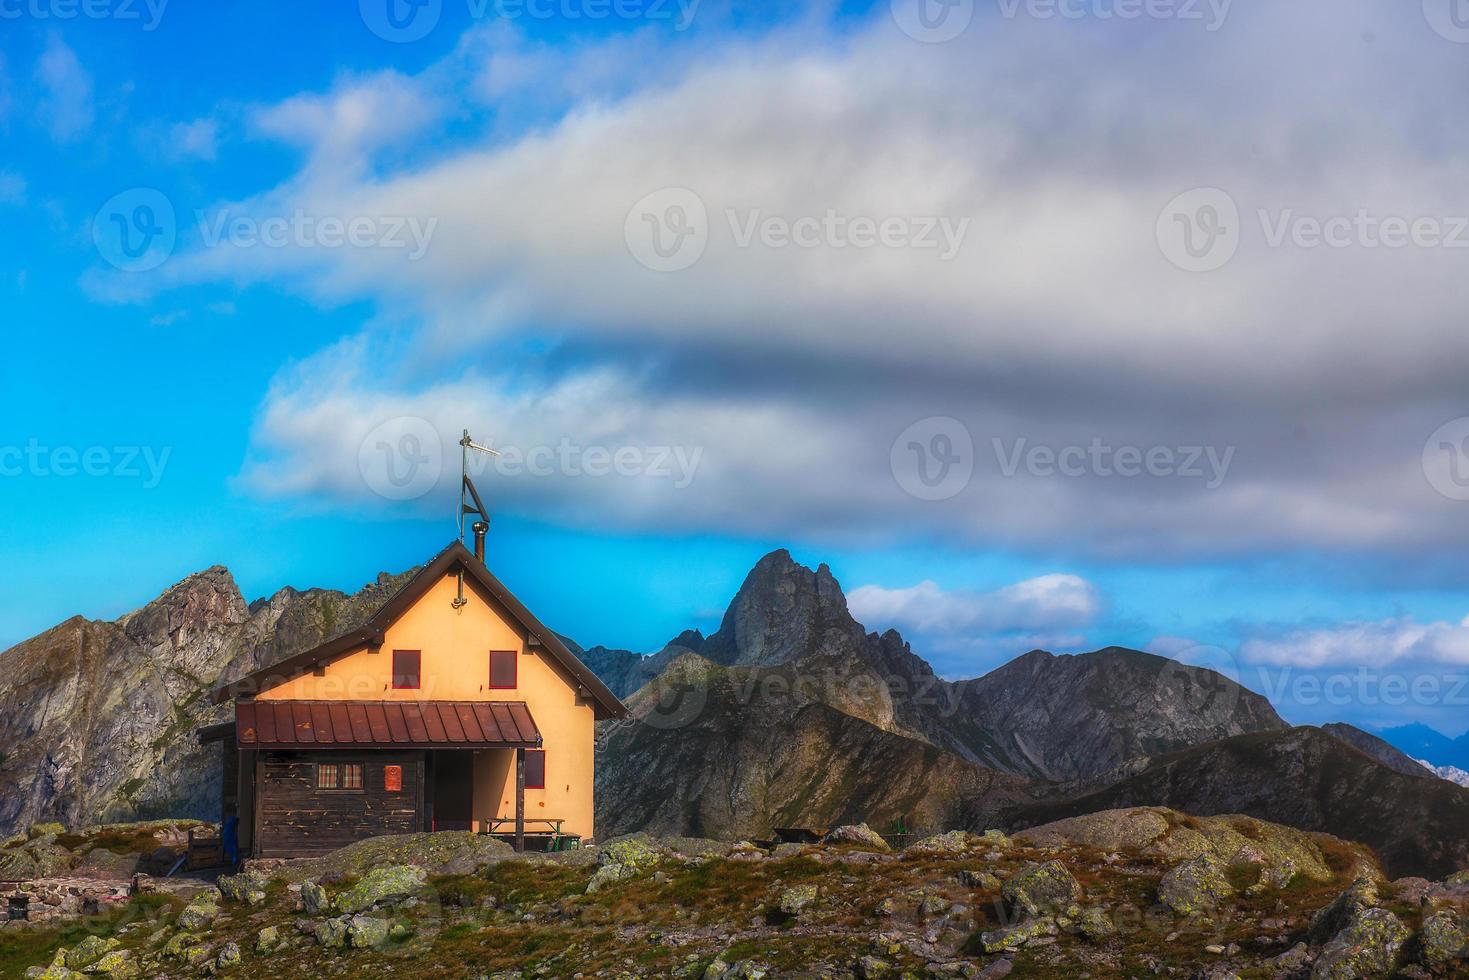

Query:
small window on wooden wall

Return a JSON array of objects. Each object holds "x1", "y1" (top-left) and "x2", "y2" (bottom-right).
[
  {"x1": 524, "y1": 750, "x2": 546, "y2": 790},
  {"x1": 318, "y1": 763, "x2": 363, "y2": 792},
  {"x1": 489, "y1": 650, "x2": 517, "y2": 689},
  {"x1": 392, "y1": 650, "x2": 421, "y2": 690}
]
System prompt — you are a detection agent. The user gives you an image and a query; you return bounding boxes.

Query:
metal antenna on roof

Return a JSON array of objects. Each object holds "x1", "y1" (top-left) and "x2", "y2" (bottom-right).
[{"x1": 455, "y1": 429, "x2": 500, "y2": 608}]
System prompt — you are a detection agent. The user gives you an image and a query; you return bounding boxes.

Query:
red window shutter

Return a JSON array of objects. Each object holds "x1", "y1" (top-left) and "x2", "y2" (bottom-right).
[
  {"x1": 384, "y1": 765, "x2": 402, "y2": 793},
  {"x1": 392, "y1": 650, "x2": 421, "y2": 690},
  {"x1": 524, "y1": 750, "x2": 545, "y2": 790},
  {"x1": 489, "y1": 650, "x2": 517, "y2": 689}
]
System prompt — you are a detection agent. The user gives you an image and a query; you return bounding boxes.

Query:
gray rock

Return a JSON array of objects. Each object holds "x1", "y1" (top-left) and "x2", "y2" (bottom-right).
[
  {"x1": 1311, "y1": 906, "x2": 1411, "y2": 979},
  {"x1": 299, "y1": 879, "x2": 328, "y2": 914},
  {"x1": 778, "y1": 882, "x2": 818, "y2": 915},
  {"x1": 347, "y1": 915, "x2": 390, "y2": 949},
  {"x1": 1419, "y1": 909, "x2": 1465, "y2": 971},
  {"x1": 1001, "y1": 860, "x2": 1083, "y2": 918},
  {"x1": 1158, "y1": 853, "x2": 1235, "y2": 916}
]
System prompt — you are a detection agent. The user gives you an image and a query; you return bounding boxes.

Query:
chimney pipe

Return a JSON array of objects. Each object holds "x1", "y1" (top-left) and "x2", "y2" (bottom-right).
[{"x1": 472, "y1": 520, "x2": 489, "y2": 563}]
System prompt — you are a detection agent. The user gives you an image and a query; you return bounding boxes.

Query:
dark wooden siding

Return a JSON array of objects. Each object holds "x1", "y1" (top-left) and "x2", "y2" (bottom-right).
[{"x1": 255, "y1": 751, "x2": 424, "y2": 857}]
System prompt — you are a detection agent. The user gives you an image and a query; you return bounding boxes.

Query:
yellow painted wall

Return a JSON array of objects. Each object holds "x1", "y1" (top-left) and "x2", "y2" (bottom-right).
[{"x1": 256, "y1": 572, "x2": 598, "y2": 840}]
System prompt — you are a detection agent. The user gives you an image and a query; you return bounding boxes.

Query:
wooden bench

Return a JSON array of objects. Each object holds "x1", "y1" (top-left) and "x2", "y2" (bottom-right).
[{"x1": 482, "y1": 818, "x2": 581, "y2": 852}]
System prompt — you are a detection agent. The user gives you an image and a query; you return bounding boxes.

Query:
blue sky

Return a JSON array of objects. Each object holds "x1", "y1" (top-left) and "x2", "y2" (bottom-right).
[{"x1": 4, "y1": 0, "x2": 1469, "y2": 737}]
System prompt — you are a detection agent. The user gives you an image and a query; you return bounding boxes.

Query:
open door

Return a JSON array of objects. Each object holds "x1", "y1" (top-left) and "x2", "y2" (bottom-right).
[{"x1": 430, "y1": 751, "x2": 474, "y2": 831}]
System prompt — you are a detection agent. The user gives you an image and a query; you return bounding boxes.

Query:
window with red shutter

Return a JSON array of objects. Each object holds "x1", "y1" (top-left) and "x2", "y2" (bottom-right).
[
  {"x1": 524, "y1": 750, "x2": 545, "y2": 790},
  {"x1": 392, "y1": 650, "x2": 421, "y2": 690},
  {"x1": 489, "y1": 650, "x2": 517, "y2": 689}
]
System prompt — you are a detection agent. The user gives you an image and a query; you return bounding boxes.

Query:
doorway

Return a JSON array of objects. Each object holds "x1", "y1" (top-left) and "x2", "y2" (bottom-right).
[{"x1": 430, "y1": 751, "x2": 474, "y2": 831}]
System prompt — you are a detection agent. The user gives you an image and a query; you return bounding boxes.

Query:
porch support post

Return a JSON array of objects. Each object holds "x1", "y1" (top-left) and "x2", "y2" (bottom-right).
[{"x1": 514, "y1": 747, "x2": 526, "y2": 853}]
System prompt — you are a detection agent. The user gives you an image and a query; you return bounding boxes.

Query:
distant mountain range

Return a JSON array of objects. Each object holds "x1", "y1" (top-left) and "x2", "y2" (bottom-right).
[
  {"x1": 1375, "y1": 721, "x2": 1469, "y2": 770},
  {"x1": 2, "y1": 546, "x2": 1468, "y2": 879}
]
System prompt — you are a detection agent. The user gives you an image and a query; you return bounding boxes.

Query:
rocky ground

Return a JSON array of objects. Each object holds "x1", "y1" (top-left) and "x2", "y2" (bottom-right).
[{"x1": 2, "y1": 807, "x2": 1465, "y2": 980}]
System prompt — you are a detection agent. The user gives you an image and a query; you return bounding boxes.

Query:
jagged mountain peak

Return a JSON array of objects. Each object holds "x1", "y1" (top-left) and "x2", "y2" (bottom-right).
[{"x1": 699, "y1": 549, "x2": 859, "y2": 668}]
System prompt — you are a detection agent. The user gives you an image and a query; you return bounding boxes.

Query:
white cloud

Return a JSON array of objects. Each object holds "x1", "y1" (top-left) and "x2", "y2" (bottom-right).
[
  {"x1": 162, "y1": 7, "x2": 1469, "y2": 563},
  {"x1": 1241, "y1": 616, "x2": 1469, "y2": 668},
  {"x1": 35, "y1": 37, "x2": 93, "y2": 142},
  {"x1": 167, "y1": 118, "x2": 219, "y2": 161},
  {"x1": 848, "y1": 574, "x2": 1101, "y2": 640}
]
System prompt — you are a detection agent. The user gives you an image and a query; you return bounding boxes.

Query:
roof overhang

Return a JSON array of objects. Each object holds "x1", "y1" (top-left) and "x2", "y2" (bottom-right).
[{"x1": 235, "y1": 700, "x2": 542, "y2": 750}]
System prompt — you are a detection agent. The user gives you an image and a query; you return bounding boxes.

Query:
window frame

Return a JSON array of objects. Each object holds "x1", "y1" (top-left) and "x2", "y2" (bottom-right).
[
  {"x1": 489, "y1": 649, "x2": 518, "y2": 690},
  {"x1": 392, "y1": 649, "x2": 422, "y2": 690},
  {"x1": 317, "y1": 762, "x2": 365, "y2": 793},
  {"x1": 523, "y1": 749, "x2": 546, "y2": 790}
]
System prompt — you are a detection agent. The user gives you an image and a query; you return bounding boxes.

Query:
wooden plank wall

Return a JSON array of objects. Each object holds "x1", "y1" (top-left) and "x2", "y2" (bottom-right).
[{"x1": 255, "y1": 751, "x2": 425, "y2": 857}]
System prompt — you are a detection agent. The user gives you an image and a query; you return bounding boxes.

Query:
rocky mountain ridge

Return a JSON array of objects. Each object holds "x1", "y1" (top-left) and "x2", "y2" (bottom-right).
[{"x1": 0, "y1": 565, "x2": 415, "y2": 838}]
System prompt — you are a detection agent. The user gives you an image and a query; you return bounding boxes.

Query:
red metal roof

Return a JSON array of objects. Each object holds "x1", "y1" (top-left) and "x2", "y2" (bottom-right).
[{"x1": 235, "y1": 700, "x2": 541, "y2": 750}]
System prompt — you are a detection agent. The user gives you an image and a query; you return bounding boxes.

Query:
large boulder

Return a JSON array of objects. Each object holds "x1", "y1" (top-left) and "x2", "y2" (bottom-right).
[
  {"x1": 822, "y1": 824, "x2": 890, "y2": 852},
  {"x1": 1309, "y1": 878, "x2": 1380, "y2": 944},
  {"x1": 1001, "y1": 860, "x2": 1083, "y2": 918},
  {"x1": 1420, "y1": 909, "x2": 1466, "y2": 971},
  {"x1": 1311, "y1": 907, "x2": 1411, "y2": 979},
  {"x1": 1158, "y1": 853, "x2": 1235, "y2": 916},
  {"x1": 63, "y1": 936, "x2": 119, "y2": 970},
  {"x1": 331, "y1": 865, "x2": 427, "y2": 914}
]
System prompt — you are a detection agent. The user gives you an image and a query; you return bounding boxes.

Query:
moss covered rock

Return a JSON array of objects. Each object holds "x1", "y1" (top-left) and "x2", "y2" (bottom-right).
[
  {"x1": 822, "y1": 824, "x2": 890, "y2": 852},
  {"x1": 599, "y1": 834, "x2": 665, "y2": 870},
  {"x1": 63, "y1": 935, "x2": 119, "y2": 970},
  {"x1": 90, "y1": 950, "x2": 140, "y2": 979},
  {"x1": 331, "y1": 864, "x2": 427, "y2": 914},
  {"x1": 254, "y1": 926, "x2": 281, "y2": 954},
  {"x1": 1002, "y1": 860, "x2": 1083, "y2": 918},
  {"x1": 777, "y1": 882, "x2": 818, "y2": 916},
  {"x1": 348, "y1": 915, "x2": 391, "y2": 949},
  {"x1": 1420, "y1": 909, "x2": 1466, "y2": 970},
  {"x1": 300, "y1": 879, "x2": 328, "y2": 914},
  {"x1": 981, "y1": 915, "x2": 1058, "y2": 952},
  {"x1": 1158, "y1": 853, "x2": 1234, "y2": 916},
  {"x1": 176, "y1": 890, "x2": 220, "y2": 930},
  {"x1": 218, "y1": 870, "x2": 269, "y2": 906},
  {"x1": 1311, "y1": 906, "x2": 1410, "y2": 979}
]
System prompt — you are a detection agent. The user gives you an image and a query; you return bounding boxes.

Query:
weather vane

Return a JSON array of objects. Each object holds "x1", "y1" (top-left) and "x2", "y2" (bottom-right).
[{"x1": 453, "y1": 429, "x2": 501, "y2": 608}]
